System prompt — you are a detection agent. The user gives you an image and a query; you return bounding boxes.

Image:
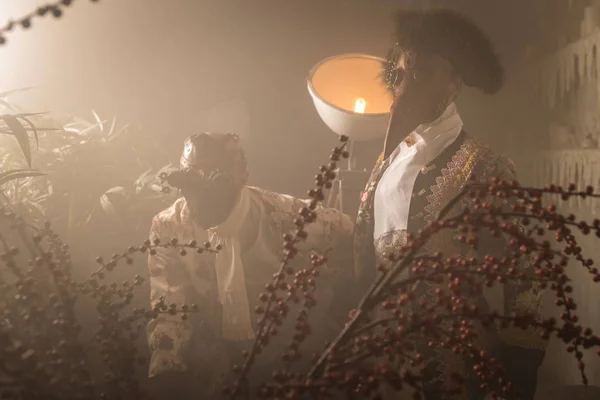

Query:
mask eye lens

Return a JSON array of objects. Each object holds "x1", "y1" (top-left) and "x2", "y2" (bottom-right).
[
  {"x1": 391, "y1": 69, "x2": 399, "y2": 85},
  {"x1": 388, "y1": 68, "x2": 404, "y2": 91}
]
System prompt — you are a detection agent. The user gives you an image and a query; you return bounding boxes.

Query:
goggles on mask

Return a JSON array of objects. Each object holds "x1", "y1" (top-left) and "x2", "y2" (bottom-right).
[
  {"x1": 160, "y1": 132, "x2": 245, "y2": 215},
  {"x1": 161, "y1": 167, "x2": 236, "y2": 200}
]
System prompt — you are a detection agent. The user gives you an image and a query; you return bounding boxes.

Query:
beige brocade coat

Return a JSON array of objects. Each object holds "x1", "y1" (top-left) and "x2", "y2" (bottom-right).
[{"x1": 146, "y1": 186, "x2": 354, "y2": 382}]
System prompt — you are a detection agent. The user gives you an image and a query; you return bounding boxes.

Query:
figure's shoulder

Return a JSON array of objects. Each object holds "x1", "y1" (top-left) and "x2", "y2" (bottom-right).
[
  {"x1": 245, "y1": 186, "x2": 353, "y2": 243},
  {"x1": 461, "y1": 133, "x2": 516, "y2": 180}
]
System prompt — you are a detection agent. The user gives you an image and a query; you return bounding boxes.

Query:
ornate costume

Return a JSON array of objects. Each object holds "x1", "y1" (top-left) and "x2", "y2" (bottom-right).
[
  {"x1": 147, "y1": 187, "x2": 354, "y2": 387},
  {"x1": 354, "y1": 126, "x2": 547, "y2": 399},
  {"x1": 146, "y1": 132, "x2": 354, "y2": 398},
  {"x1": 353, "y1": 8, "x2": 547, "y2": 399}
]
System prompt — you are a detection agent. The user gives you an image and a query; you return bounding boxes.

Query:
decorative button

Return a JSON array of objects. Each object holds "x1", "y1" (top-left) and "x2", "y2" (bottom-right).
[{"x1": 421, "y1": 165, "x2": 436, "y2": 174}]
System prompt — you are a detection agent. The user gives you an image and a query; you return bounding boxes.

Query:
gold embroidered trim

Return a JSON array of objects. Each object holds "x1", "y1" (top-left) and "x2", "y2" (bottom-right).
[
  {"x1": 418, "y1": 189, "x2": 426, "y2": 196},
  {"x1": 424, "y1": 138, "x2": 488, "y2": 222}
]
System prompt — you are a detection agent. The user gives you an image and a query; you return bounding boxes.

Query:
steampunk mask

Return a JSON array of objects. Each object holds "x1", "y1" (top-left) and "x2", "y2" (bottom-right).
[{"x1": 163, "y1": 132, "x2": 248, "y2": 228}]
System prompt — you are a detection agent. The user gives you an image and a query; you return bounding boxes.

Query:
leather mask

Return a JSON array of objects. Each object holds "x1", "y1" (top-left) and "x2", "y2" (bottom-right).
[{"x1": 163, "y1": 132, "x2": 247, "y2": 228}]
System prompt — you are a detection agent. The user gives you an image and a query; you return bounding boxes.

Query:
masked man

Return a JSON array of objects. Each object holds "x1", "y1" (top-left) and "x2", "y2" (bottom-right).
[
  {"x1": 354, "y1": 9, "x2": 546, "y2": 400},
  {"x1": 146, "y1": 132, "x2": 354, "y2": 399}
]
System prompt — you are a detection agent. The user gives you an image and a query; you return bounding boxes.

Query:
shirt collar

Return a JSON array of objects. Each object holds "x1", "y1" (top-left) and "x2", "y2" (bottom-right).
[{"x1": 415, "y1": 102, "x2": 460, "y2": 145}]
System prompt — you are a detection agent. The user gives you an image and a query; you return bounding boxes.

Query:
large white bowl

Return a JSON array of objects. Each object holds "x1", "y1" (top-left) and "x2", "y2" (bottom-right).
[{"x1": 307, "y1": 53, "x2": 392, "y2": 142}]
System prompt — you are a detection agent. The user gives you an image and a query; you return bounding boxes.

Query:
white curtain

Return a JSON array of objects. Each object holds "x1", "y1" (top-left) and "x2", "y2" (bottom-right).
[{"x1": 517, "y1": 149, "x2": 600, "y2": 387}]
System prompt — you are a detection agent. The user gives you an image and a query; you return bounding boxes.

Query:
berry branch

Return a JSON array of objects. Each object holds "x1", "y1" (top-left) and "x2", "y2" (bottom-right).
[
  {"x1": 298, "y1": 180, "x2": 600, "y2": 399},
  {"x1": 0, "y1": 0, "x2": 101, "y2": 46},
  {"x1": 226, "y1": 137, "x2": 350, "y2": 398},
  {"x1": 0, "y1": 207, "x2": 216, "y2": 399},
  {"x1": 223, "y1": 136, "x2": 600, "y2": 400}
]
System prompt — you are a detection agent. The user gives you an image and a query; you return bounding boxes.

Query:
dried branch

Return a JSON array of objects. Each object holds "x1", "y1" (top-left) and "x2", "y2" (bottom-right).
[{"x1": 0, "y1": 0, "x2": 101, "y2": 46}]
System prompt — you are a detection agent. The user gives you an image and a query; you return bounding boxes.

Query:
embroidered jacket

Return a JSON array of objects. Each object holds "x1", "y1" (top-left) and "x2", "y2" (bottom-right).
[
  {"x1": 354, "y1": 131, "x2": 547, "y2": 399},
  {"x1": 147, "y1": 187, "x2": 354, "y2": 381}
]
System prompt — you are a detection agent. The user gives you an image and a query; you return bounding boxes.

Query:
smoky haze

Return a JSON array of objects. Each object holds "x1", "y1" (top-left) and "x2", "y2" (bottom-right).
[
  {"x1": 0, "y1": 0, "x2": 542, "y2": 194},
  {"x1": 2, "y1": 0, "x2": 597, "y2": 397},
  {"x1": 2, "y1": 0, "x2": 399, "y2": 194}
]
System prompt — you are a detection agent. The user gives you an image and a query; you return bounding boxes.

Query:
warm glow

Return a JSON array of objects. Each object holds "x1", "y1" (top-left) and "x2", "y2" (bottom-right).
[{"x1": 354, "y1": 98, "x2": 366, "y2": 113}]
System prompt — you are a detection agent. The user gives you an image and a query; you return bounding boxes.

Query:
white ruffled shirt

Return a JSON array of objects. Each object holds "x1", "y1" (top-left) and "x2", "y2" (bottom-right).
[{"x1": 373, "y1": 103, "x2": 464, "y2": 241}]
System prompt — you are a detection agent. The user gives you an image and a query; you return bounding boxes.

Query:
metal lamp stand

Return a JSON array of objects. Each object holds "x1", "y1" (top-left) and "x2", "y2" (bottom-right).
[{"x1": 326, "y1": 140, "x2": 369, "y2": 216}]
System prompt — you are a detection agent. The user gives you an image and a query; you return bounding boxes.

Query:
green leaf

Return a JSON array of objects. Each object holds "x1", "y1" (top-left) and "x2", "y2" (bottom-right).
[
  {"x1": 0, "y1": 169, "x2": 46, "y2": 186},
  {"x1": 99, "y1": 186, "x2": 131, "y2": 216},
  {"x1": 107, "y1": 117, "x2": 117, "y2": 136},
  {"x1": 0, "y1": 115, "x2": 32, "y2": 167},
  {"x1": 0, "y1": 99, "x2": 17, "y2": 112},
  {"x1": 134, "y1": 168, "x2": 152, "y2": 184},
  {"x1": 91, "y1": 110, "x2": 105, "y2": 132},
  {"x1": 69, "y1": 122, "x2": 103, "y2": 137},
  {"x1": 99, "y1": 194, "x2": 117, "y2": 216},
  {"x1": 9, "y1": 112, "x2": 47, "y2": 118},
  {"x1": 0, "y1": 128, "x2": 61, "y2": 134},
  {"x1": 18, "y1": 116, "x2": 39, "y2": 148},
  {"x1": 84, "y1": 208, "x2": 96, "y2": 224},
  {"x1": 0, "y1": 87, "x2": 34, "y2": 98},
  {"x1": 108, "y1": 123, "x2": 129, "y2": 140}
]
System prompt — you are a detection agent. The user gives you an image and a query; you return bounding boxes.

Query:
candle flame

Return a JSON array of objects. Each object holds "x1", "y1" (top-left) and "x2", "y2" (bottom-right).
[{"x1": 354, "y1": 98, "x2": 366, "y2": 113}]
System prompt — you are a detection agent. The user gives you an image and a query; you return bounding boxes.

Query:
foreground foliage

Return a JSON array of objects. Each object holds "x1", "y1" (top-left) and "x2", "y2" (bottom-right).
[{"x1": 1, "y1": 107, "x2": 599, "y2": 399}]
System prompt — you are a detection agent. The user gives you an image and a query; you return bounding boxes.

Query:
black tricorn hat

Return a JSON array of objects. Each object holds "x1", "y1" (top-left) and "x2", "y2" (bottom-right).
[{"x1": 384, "y1": 8, "x2": 504, "y2": 95}]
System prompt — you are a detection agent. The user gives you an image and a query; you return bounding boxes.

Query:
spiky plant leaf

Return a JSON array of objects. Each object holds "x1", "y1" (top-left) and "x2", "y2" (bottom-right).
[
  {"x1": 0, "y1": 115, "x2": 32, "y2": 167},
  {"x1": 91, "y1": 110, "x2": 105, "y2": 132},
  {"x1": 17, "y1": 116, "x2": 40, "y2": 147},
  {"x1": 0, "y1": 87, "x2": 34, "y2": 98},
  {"x1": 0, "y1": 169, "x2": 46, "y2": 186},
  {"x1": 99, "y1": 186, "x2": 131, "y2": 216}
]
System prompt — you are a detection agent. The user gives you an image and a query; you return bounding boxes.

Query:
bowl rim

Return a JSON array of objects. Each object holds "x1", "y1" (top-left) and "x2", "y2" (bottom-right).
[{"x1": 307, "y1": 53, "x2": 390, "y2": 118}]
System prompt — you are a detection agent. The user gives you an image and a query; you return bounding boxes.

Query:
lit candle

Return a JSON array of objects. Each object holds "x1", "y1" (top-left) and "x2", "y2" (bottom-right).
[{"x1": 354, "y1": 98, "x2": 366, "y2": 113}]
